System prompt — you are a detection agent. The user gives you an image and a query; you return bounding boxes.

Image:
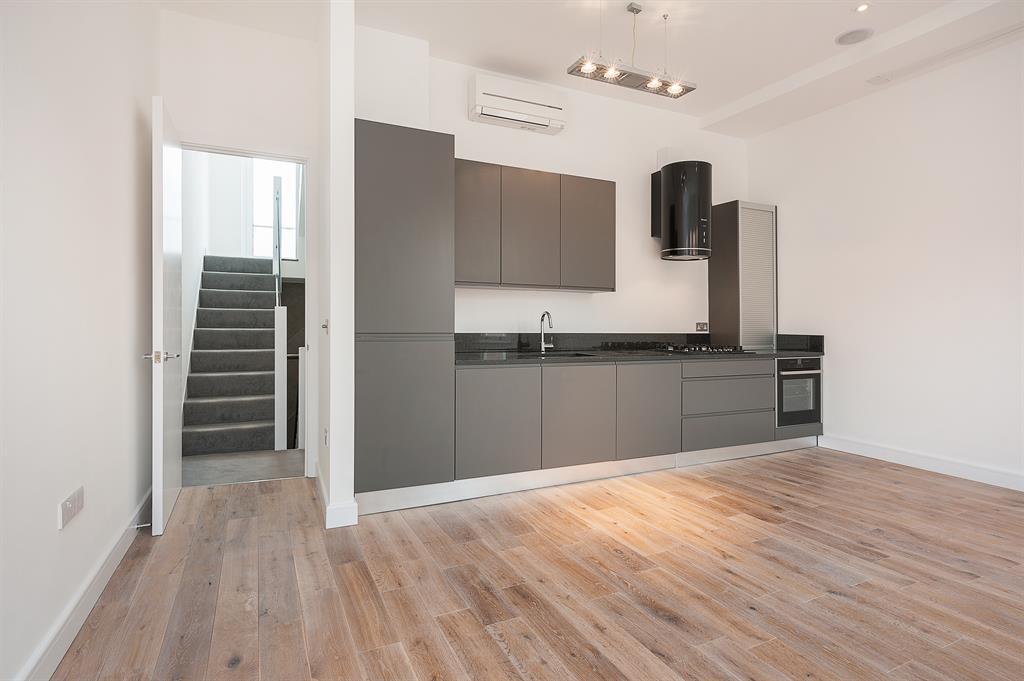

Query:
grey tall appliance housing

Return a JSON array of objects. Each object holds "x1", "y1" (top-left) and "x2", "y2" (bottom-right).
[
  {"x1": 355, "y1": 119, "x2": 456, "y2": 493},
  {"x1": 708, "y1": 201, "x2": 777, "y2": 351},
  {"x1": 650, "y1": 161, "x2": 711, "y2": 260}
]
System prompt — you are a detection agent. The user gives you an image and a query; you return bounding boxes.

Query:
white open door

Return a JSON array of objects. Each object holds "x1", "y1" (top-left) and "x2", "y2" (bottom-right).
[{"x1": 151, "y1": 96, "x2": 183, "y2": 536}]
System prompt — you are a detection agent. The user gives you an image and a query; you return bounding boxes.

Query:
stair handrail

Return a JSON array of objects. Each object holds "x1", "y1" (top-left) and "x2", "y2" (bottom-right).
[{"x1": 272, "y1": 175, "x2": 283, "y2": 306}]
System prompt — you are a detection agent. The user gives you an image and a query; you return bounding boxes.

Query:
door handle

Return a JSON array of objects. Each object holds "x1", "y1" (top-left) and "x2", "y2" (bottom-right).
[{"x1": 165, "y1": 353, "x2": 181, "y2": 360}]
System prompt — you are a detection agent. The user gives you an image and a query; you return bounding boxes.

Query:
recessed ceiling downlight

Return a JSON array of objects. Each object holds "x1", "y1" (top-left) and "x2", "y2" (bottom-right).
[{"x1": 835, "y1": 28, "x2": 874, "y2": 46}]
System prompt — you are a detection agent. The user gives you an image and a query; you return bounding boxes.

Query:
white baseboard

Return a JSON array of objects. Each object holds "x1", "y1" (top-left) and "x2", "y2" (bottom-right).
[
  {"x1": 676, "y1": 437, "x2": 818, "y2": 467},
  {"x1": 22, "y1": 490, "x2": 151, "y2": 681},
  {"x1": 316, "y1": 473, "x2": 358, "y2": 528},
  {"x1": 819, "y1": 435, "x2": 1024, "y2": 492},
  {"x1": 355, "y1": 454, "x2": 678, "y2": 515}
]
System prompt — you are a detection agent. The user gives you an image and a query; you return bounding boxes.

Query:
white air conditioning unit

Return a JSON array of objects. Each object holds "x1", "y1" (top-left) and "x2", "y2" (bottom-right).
[{"x1": 469, "y1": 74, "x2": 568, "y2": 135}]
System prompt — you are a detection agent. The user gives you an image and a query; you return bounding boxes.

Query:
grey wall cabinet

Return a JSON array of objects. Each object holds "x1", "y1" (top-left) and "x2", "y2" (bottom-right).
[
  {"x1": 355, "y1": 339, "x2": 455, "y2": 493},
  {"x1": 454, "y1": 159, "x2": 501, "y2": 285},
  {"x1": 561, "y1": 175, "x2": 615, "y2": 290},
  {"x1": 355, "y1": 119, "x2": 454, "y2": 334},
  {"x1": 500, "y1": 166, "x2": 561, "y2": 287},
  {"x1": 456, "y1": 366, "x2": 541, "y2": 479},
  {"x1": 542, "y1": 364, "x2": 616, "y2": 469},
  {"x1": 616, "y1": 362, "x2": 681, "y2": 460}
]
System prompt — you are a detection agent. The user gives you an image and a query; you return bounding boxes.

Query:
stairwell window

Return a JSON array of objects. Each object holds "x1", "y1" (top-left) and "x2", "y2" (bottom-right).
[{"x1": 251, "y1": 158, "x2": 302, "y2": 260}]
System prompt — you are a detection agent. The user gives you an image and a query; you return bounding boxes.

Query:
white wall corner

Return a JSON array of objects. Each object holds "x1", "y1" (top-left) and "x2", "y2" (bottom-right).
[
  {"x1": 819, "y1": 436, "x2": 1024, "y2": 492},
  {"x1": 22, "y1": 490, "x2": 151, "y2": 681},
  {"x1": 328, "y1": 0, "x2": 357, "y2": 523}
]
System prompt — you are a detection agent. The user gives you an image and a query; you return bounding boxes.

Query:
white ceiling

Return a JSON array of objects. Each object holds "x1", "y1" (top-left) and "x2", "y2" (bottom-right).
[
  {"x1": 355, "y1": 0, "x2": 1024, "y2": 136},
  {"x1": 354, "y1": 0, "x2": 943, "y2": 115},
  {"x1": 159, "y1": 1, "x2": 1024, "y2": 137}
]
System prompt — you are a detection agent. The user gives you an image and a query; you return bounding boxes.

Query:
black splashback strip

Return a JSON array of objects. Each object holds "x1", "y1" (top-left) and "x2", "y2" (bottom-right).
[{"x1": 456, "y1": 332, "x2": 711, "y2": 354}]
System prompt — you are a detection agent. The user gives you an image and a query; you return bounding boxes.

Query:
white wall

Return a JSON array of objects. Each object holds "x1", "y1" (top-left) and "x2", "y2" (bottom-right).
[
  {"x1": 354, "y1": 29, "x2": 749, "y2": 334},
  {"x1": 205, "y1": 152, "x2": 248, "y2": 257},
  {"x1": 0, "y1": 3, "x2": 157, "y2": 678},
  {"x1": 748, "y1": 41, "x2": 1024, "y2": 488},
  {"x1": 160, "y1": 7, "x2": 324, "y2": 480},
  {"x1": 355, "y1": 26, "x2": 430, "y2": 129},
  {"x1": 182, "y1": 150, "x2": 211, "y2": 378}
]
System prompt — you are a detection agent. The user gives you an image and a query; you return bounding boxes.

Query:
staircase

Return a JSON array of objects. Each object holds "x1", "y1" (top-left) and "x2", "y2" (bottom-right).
[{"x1": 183, "y1": 255, "x2": 277, "y2": 455}]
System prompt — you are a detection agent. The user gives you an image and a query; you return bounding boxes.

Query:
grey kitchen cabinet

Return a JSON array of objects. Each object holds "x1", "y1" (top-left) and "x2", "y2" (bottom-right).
[
  {"x1": 682, "y1": 410, "x2": 775, "y2": 452},
  {"x1": 456, "y1": 366, "x2": 541, "y2": 479},
  {"x1": 355, "y1": 119, "x2": 454, "y2": 334},
  {"x1": 560, "y1": 175, "x2": 615, "y2": 290},
  {"x1": 542, "y1": 364, "x2": 616, "y2": 469},
  {"x1": 355, "y1": 338, "x2": 455, "y2": 493},
  {"x1": 616, "y1": 362, "x2": 681, "y2": 460},
  {"x1": 500, "y1": 166, "x2": 561, "y2": 287},
  {"x1": 682, "y1": 376, "x2": 775, "y2": 416},
  {"x1": 455, "y1": 159, "x2": 501, "y2": 285}
]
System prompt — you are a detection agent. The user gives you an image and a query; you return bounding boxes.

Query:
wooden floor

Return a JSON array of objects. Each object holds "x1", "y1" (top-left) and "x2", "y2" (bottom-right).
[
  {"x1": 182, "y1": 449, "x2": 305, "y2": 487},
  {"x1": 54, "y1": 448, "x2": 1024, "y2": 681}
]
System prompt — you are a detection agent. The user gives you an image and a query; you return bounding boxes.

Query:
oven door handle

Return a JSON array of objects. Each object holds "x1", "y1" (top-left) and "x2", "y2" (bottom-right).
[{"x1": 779, "y1": 370, "x2": 822, "y2": 376}]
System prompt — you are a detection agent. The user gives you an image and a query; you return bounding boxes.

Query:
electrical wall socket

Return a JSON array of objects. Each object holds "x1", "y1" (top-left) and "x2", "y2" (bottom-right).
[
  {"x1": 58, "y1": 486, "x2": 85, "y2": 530},
  {"x1": 696, "y1": 321, "x2": 709, "y2": 332}
]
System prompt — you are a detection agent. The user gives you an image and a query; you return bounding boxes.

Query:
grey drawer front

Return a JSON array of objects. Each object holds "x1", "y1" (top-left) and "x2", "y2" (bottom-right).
[
  {"x1": 682, "y1": 410, "x2": 774, "y2": 452},
  {"x1": 775, "y1": 422, "x2": 823, "y2": 440},
  {"x1": 681, "y1": 359, "x2": 774, "y2": 378},
  {"x1": 682, "y1": 376, "x2": 775, "y2": 416}
]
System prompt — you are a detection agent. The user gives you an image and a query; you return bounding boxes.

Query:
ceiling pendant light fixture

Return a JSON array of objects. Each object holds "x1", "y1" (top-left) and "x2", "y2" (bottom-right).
[{"x1": 567, "y1": 2, "x2": 695, "y2": 100}]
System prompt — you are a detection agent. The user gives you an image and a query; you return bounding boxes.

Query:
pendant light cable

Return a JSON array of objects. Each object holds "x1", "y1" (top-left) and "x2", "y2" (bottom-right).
[
  {"x1": 663, "y1": 14, "x2": 669, "y2": 75},
  {"x1": 631, "y1": 11, "x2": 637, "y2": 65}
]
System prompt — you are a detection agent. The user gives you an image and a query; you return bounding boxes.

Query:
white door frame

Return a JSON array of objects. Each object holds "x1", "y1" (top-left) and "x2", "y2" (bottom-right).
[{"x1": 181, "y1": 141, "x2": 320, "y2": 481}]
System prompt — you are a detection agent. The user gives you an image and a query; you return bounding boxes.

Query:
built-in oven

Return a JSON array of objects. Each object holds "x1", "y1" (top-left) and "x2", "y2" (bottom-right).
[{"x1": 776, "y1": 357, "x2": 821, "y2": 427}]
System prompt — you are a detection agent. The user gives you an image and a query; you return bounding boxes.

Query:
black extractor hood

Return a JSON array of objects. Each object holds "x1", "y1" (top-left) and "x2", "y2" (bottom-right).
[{"x1": 651, "y1": 160, "x2": 712, "y2": 260}]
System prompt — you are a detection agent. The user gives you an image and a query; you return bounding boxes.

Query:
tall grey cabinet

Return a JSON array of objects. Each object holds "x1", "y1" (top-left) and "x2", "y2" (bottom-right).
[{"x1": 355, "y1": 119, "x2": 456, "y2": 493}]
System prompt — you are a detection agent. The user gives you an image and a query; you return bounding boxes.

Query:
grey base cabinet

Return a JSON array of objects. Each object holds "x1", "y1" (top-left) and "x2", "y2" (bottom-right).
[
  {"x1": 355, "y1": 338, "x2": 455, "y2": 493},
  {"x1": 616, "y1": 362, "x2": 680, "y2": 459},
  {"x1": 680, "y1": 358, "x2": 776, "y2": 452},
  {"x1": 542, "y1": 364, "x2": 616, "y2": 469},
  {"x1": 456, "y1": 366, "x2": 541, "y2": 479}
]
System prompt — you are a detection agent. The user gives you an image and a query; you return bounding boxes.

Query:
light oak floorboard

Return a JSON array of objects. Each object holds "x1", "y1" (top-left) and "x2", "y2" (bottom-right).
[{"x1": 55, "y1": 450, "x2": 1023, "y2": 680}]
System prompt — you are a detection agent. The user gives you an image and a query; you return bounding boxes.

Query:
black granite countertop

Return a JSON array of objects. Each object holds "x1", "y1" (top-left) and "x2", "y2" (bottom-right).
[
  {"x1": 453, "y1": 332, "x2": 823, "y2": 366},
  {"x1": 456, "y1": 348, "x2": 821, "y2": 366}
]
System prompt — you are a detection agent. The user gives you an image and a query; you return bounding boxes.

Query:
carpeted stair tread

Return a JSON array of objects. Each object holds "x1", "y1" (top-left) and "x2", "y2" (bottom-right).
[
  {"x1": 184, "y1": 394, "x2": 274, "y2": 426},
  {"x1": 199, "y1": 288, "x2": 276, "y2": 310},
  {"x1": 190, "y1": 349, "x2": 274, "y2": 372},
  {"x1": 187, "y1": 370, "x2": 274, "y2": 397},
  {"x1": 182, "y1": 420, "x2": 274, "y2": 455},
  {"x1": 201, "y1": 271, "x2": 277, "y2": 291},
  {"x1": 197, "y1": 308, "x2": 274, "y2": 329},
  {"x1": 194, "y1": 327, "x2": 274, "y2": 350},
  {"x1": 204, "y1": 255, "x2": 273, "y2": 274}
]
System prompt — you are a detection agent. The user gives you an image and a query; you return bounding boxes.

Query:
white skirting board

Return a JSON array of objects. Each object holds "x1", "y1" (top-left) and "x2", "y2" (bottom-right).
[
  {"x1": 317, "y1": 472, "x2": 359, "y2": 529},
  {"x1": 819, "y1": 436, "x2": 1024, "y2": 492},
  {"x1": 355, "y1": 437, "x2": 819, "y2": 515},
  {"x1": 23, "y1": 491, "x2": 151, "y2": 681}
]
